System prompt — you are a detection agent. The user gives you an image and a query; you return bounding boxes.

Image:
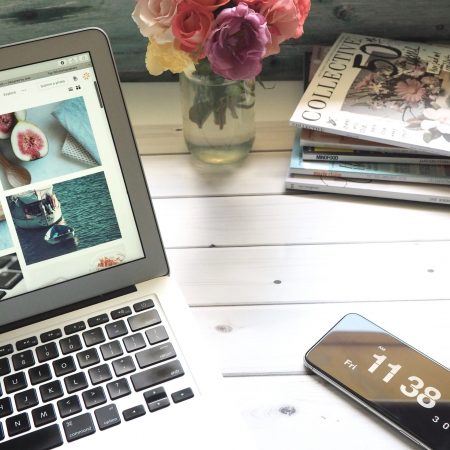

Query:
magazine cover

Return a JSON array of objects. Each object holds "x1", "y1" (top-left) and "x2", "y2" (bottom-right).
[
  {"x1": 290, "y1": 131, "x2": 450, "y2": 185},
  {"x1": 291, "y1": 33, "x2": 450, "y2": 156}
]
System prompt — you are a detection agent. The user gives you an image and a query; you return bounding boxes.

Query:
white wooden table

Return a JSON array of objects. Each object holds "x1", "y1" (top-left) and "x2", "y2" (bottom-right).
[{"x1": 123, "y1": 81, "x2": 450, "y2": 450}]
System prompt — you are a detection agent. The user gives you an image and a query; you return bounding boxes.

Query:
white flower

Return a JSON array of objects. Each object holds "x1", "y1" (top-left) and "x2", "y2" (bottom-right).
[
  {"x1": 132, "y1": 0, "x2": 178, "y2": 44},
  {"x1": 421, "y1": 107, "x2": 450, "y2": 135}
]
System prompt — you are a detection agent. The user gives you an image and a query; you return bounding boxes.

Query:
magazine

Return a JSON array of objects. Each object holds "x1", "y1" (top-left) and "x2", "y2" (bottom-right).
[
  {"x1": 285, "y1": 173, "x2": 450, "y2": 205},
  {"x1": 290, "y1": 131, "x2": 450, "y2": 185},
  {"x1": 302, "y1": 146, "x2": 450, "y2": 165},
  {"x1": 290, "y1": 33, "x2": 450, "y2": 156}
]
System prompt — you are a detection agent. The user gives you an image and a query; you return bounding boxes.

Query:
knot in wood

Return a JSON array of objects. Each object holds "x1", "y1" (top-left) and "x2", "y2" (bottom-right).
[
  {"x1": 279, "y1": 405, "x2": 296, "y2": 416},
  {"x1": 215, "y1": 324, "x2": 233, "y2": 333},
  {"x1": 333, "y1": 5, "x2": 354, "y2": 21}
]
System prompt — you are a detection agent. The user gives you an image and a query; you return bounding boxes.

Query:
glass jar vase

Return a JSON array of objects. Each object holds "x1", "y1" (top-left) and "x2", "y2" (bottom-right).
[{"x1": 179, "y1": 71, "x2": 256, "y2": 165}]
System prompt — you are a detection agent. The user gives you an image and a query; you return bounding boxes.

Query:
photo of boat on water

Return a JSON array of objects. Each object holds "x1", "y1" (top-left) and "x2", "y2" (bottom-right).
[
  {"x1": 7, "y1": 171, "x2": 122, "y2": 265},
  {"x1": 0, "y1": 97, "x2": 101, "y2": 190}
]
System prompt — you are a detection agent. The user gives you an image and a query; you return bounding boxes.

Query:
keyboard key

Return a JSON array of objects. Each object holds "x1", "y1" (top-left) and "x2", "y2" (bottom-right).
[
  {"x1": 0, "y1": 423, "x2": 62, "y2": 450},
  {"x1": 131, "y1": 359, "x2": 185, "y2": 392},
  {"x1": 100, "y1": 340, "x2": 123, "y2": 360},
  {"x1": 135, "y1": 343, "x2": 176, "y2": 369},
  {"x1": 123, "y1": 333, "x2": 146, "y2": 352},
  {"x1": 59, "y1": 335, "x2": 82, "y2": 355},
  {"x1": 36, "y1": 343, "x2": 59, "y2": 363},
  {"x1": 106, "y1": 378, "x2": 131, "y2": 400},
  {"x1": 143, "y1": 386, "x2": 166, "y2": 404},
  {"x1": 0, "y1": 290, "x2": 5, "y2": 300},
  {"x1": 6, "y1": 412, "x2": 30, "y2": 437},
  {"x1": 0, "y1": 344, "x2": 13, "y2": 357},
  {"x1": 112, "y1": 356, "x2": 136, "y2": 377},
  {"x1": 64, "y1": 372, "x2": 88, "y2": 394},
  {"x1": 4, "y1": 371, "x2": 27, "y2": 394},
  {"x1": 12, "y1": 350, "x2": 35, "y2": 370},
  {"x1": 53, "y1": 356, "x2": 76, "y2": 377},
  {"x1": 145, "y1": 325, "x2": 169, "y2": 345},
  {"x1": 64, "y1": 321, "x2": 86, "y2": 335},
  {"x1": 123, "y1": 404, "x2": 146, "y2": 421},
  {"x1": 88, "y1": 364, "x2": 112, "y2": 385},
  {"x1": 95, "y1": 404, "x2": 121, "y2": 430},
  {"x1": 15, "y1": 388, "x2": 39, "y2": 411},
  {"x1": 147, "y1": 397, "x2": 170, "y2": 413},
  {"x1": 82, "y1": 327, "x2": 106, "y2": 347},
  {"x1": 87, "y1": 313, "x2": 109, "y2": 327},
  {"x1": 0, "y1": 397, "x2": 13, "y2": 418},
  {"x1": 63, "y1": 412, "x2": 95, "y2": 442},
  {"x1": 128, "y1": 310, "x2": 161, "y2": 332},
  {"x1": 82, "y1": 387, "x2": 107, "y2": 409},
  {"x1": 32, "y1": 404, "x2": 57, "y2": 427},
  {"x1": 0, "y1": 422, "x2": 3, "y2": 441},
  {"x1": 40, "y1": 380, "x2": 64, "y2": 402},
  {"x1": 40, "y1": 329, "x2": 62, "y2": 343},
  {"x1": 133, "y1": 299, "x2": 154, "y2": 312},
  {"x1": 171, "y1": 387, "x2": 194, "y2": 404},
  {"x1": 57, "y1": 395, "x2": 82, "y2": 418},
  {"x1": 111, "y1": 306, "x2": 132, "y2": 320},
  {"x1": 0, "y1": 357, "x2": 11, "y2": 376},
  {"x1": 16, "y1": 336, "x2": 38, "y2": 351},
  {"x1": 105, "y1": 320, "x2": 128, "y2": 339},
  {"x1": 29, "y1": 363, "x2": 52, "y2": 385},
  {"x1": 77, "y1": 348, "x2": 100, "y2": 369}
]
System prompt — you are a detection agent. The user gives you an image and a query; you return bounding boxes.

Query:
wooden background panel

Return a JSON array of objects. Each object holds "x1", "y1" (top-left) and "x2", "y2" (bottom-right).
[
  {"x1": 153, "y1": 195, "x2": 450, "y2": 248},
  {"x1": 2, "y1": 1, "x2": 449, "y2": 81},
  {"x1": 166, "y1": 242, "x2": 450, "y2": 305},
  {"x1": 191, "y1": 301, "x2": 450, "y2": 375},
  {"x1": 223, "y1": 375, "x2": 414, "y2": 450}
]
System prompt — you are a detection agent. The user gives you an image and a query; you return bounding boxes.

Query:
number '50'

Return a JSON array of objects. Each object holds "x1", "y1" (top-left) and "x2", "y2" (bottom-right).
[
  {"x1": 352, "y1": 43, "x2": 402, "y2": 76},
  {"x1": 400, "y1": 376, "x2": 441, "y2": 409}
]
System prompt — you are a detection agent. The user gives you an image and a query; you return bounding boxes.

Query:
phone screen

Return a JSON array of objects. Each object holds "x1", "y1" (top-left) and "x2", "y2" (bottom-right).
[{"x1": 305, "y1": 313, "x2": 450, "y2": 450}]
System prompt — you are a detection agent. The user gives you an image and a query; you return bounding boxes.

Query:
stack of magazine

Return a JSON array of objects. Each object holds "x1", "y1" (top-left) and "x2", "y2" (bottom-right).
[{"x1": 288, "y1": 33, "x2": 450, "y2": 204}]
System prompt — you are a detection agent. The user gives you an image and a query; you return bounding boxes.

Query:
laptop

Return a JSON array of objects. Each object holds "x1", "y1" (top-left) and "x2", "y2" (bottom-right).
[{"x1": 0, "y1": 28, "x2": 254, "y2": 450}]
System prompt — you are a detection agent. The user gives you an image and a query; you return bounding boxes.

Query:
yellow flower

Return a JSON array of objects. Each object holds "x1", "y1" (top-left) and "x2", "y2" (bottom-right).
[{"x1": 145, "y1": 39, "x2": 195, "y2": 75}]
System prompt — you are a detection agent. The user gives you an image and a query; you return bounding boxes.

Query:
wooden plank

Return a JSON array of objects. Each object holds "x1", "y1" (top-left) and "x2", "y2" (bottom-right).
[
  {"x1": 222, "y1": 375, "x2": 414, "y2": 450},
  {"x1": 153, "y1": 195, "x2": 450, "y2": 248},
  {"x1": 191, "y1": 300, "x2": 450, "y2": 375},
  {"x1": 2, "y1": 1, "x2": 450, "y2": 80},
  {"x1": 166, "y1": 241, "x2": 450, "y2": 306},
  {"x1": 143, "y1": 152, "x2": 289, "y2": 197}
]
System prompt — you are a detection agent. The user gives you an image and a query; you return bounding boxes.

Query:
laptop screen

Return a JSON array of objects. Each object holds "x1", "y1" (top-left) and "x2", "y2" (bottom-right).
[{"x1": 0, "y1": 51, "x2": 145, "y2": 302}]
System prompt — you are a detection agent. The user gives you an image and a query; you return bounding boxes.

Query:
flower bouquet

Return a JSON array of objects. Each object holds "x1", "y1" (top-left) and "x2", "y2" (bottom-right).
[{"x1": 132, "y1": 0, "x2": 311, "y2": 163}]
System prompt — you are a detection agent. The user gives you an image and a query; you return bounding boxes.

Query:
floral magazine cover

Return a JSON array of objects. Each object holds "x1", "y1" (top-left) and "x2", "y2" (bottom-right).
[{"x1": 290, "y1": 33, "x2": 450, "y2": 156}]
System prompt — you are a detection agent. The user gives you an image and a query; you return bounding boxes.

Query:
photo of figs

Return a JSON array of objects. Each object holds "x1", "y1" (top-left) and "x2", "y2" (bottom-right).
[
  {"x1": 0, "y1": 113, "x2": 16, "y2": 139},
  {"x1": 0, "y1": 97, "x2": 100, "y2": 191},
  {"x1": 11, "y1": 121, "x2": 49, "y2": 161}
]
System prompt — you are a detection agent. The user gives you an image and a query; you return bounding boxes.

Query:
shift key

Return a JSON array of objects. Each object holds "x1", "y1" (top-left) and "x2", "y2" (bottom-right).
[{"x1": 131, "y1": 360, "x2": 184, "y2": 391}]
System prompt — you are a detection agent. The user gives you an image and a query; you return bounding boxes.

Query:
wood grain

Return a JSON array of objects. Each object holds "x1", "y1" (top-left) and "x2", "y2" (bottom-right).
[{"x1": 2, "y1": 1, "x2": 449, "y2": 80}]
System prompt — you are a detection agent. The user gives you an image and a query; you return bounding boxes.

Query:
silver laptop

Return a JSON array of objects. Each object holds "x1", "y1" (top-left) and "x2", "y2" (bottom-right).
[{"x1": 0, "y1": 28, "x2": 253, "y2": 450}]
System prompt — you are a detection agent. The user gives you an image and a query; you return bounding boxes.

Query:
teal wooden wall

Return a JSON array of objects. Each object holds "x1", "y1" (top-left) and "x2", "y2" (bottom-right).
[{"x1": 0, "y1": 1, "x2": 449, "y2": 81}]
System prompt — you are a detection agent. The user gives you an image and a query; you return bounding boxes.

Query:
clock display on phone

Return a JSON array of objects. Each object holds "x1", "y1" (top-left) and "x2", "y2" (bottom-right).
[{"x1": 305, "y1": 314, "x2": 450, "y2": 450}]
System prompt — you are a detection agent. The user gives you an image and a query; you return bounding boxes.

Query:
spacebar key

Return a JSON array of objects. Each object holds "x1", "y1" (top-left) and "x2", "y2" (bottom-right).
[
  {"x1": 131, "y1": 359, "x2": 185, "y2": 391},
  {"x1": 0, "y1": 424, "x2": 63, "y2": 450}
]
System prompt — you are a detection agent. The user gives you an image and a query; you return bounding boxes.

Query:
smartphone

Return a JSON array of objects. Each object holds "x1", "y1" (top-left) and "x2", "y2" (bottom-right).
[{"x1": 304, "y1": 313, "x2": 450, "y2": 450}]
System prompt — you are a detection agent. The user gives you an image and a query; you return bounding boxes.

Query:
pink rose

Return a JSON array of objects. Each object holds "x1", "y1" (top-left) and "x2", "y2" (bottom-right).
[
  {"x1": 204, "y1": 3, "x2": 270, "y2": 80},
  {"x1": 132, "y1": 0, "x2": 179, "y2": 43},
  {"x1": 172, "y1": 1, "x2": 214, "y2": 56},
  {"x1": 245, "y1": 0, "x2": 311, "y2": 56}
]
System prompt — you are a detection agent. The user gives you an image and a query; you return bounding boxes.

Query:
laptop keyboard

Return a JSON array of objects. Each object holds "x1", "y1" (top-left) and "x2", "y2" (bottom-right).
[{"x1": 0, "y1": 297, "x2": 194, "y2": 448}]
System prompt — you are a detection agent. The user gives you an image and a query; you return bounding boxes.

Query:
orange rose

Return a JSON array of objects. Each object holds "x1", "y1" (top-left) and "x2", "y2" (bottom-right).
[{"x1": 172, "y1": 1, "x2": 214, "y2": 56}]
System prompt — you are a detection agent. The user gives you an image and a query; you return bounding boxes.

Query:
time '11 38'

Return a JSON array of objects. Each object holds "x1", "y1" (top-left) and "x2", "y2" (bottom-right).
[{"x1": 368, "y1": 354, "x2": 441, "y2": 409}]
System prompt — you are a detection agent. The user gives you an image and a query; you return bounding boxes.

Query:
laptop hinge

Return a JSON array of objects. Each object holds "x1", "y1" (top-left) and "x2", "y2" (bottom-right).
[{"x1": 0, "y1": 285, "x2": 137, "y2": 334}]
